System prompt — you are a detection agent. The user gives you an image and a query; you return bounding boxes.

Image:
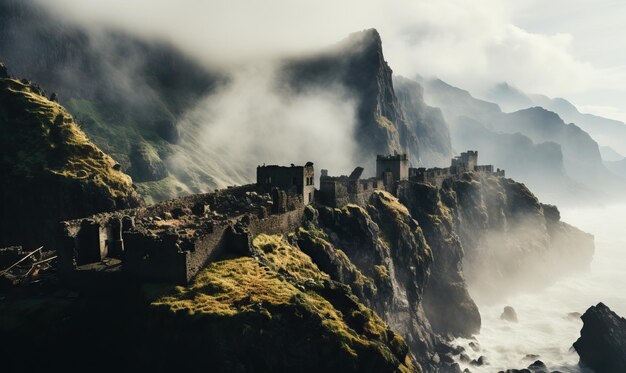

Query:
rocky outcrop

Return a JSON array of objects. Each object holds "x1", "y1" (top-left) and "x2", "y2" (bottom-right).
[
  {"x1": 0, "y1": 67, "x2": 141, "y2": 250},
  {"x1": 444, "y1": 173, "x2": 593, "y2": 301},
  {"x1": 146, "y1": 234, "x2": 419, "y2": 372},
  {"x1": 397, "y1": 181, "x2": 481, "y2": 338},
  {"x1": 297, "y1": 191, "x2": 441, "y2": 370},
  {"x1": 573, "y1": 302, "x2": 626, "y2": 372}
]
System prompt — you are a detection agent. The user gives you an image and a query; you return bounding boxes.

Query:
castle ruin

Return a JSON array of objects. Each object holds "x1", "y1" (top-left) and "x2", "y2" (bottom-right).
[
  {"x1": 58, "y1": 152, "x2": 504, "y2": 285},
  {"x1": 411, "y1": 151, "x2": 505, "y2": 187}
]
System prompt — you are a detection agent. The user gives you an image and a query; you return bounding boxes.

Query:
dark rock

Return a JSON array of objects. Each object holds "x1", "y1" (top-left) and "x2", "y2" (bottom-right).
[
  {"x1": 171, "y1": 207, "x2": 191, "y2": 219},
  {"x1": 0, "y1": 62, "x2": 8, "y2": 78},
  {"x1": 439, "y1": 362, "x2": 462, "y2": 373},
  {"x1": 468, "y1": 341, "x2": 480, "y2": 352},
  {"x1": 540, "y1": 203, "x2": 560, "y2": 223},
  {"x1": 501, "y1": 306, "x2": 519, "y2": 322},
  {"x1": 49, "y1": 92, "x2": 58, "y2": 102},
  {"x1": 459, "y1": 353, "x2": 471, "y2": 363},
  {"x1": 397, "y1": 181, "x2": 481, "y2": 337},
  {"x1": 523, "y1": 354, "x2": 540, "y2": 360},
  {"x1": 573, "y1": 302, "x2": 626, "y2": 372},
  {"x1": 470, "y1": 356, "x2": 487, "y2": 366},
  {"x1": 440, "y1": 353, "x2": 455, "y2": 364},
  {"x1": 527, "y1": 360, "x2": 547, "y2": 372},
  {"x1": 191, "y1": 202, "x2": 210, "y2": 216}
]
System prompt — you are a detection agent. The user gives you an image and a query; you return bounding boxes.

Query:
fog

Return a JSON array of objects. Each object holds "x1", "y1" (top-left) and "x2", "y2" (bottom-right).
[
  {"x1": 167, "y1": 64, "x2": 359, "y2": 188},
  {"x1": 453, "y1": 203, "x2": 626, "y2": 372},
  {"x1": 34, "y1": 0, "x2": 612, "y2": 108}
]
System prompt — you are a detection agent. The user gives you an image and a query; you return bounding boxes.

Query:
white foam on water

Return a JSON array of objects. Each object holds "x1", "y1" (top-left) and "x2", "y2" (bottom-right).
[{"x1": 453, "y1": 203, "x2": 626, "y2": 372}]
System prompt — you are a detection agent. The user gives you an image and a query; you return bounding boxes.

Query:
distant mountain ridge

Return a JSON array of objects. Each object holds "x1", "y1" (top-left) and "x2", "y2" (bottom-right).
[
  {"x1": 486, "y1": 81, "x2": 626, "y2": 157},
  {"x1": 420, "y1": 77, "x2": 623, "y2": 203}
]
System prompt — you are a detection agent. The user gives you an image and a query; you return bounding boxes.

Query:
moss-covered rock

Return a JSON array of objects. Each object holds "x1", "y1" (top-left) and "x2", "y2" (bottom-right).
[
  {"x1": 0, "y1": 70, "x2": 141, "y2": 249},
  {"x1": 150, "y1": 234, "x2": 417, "y2": 372}
]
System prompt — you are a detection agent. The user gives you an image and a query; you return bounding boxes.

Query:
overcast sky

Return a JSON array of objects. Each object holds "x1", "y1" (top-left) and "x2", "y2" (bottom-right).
[{"x1": 38, "y1": 0, "x2": 626, "y2": 122}]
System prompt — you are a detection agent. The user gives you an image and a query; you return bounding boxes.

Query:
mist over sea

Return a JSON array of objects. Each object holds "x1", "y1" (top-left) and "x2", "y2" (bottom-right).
[{"x1": 454, "y1": 203, "x2": 626, "y2": 372}]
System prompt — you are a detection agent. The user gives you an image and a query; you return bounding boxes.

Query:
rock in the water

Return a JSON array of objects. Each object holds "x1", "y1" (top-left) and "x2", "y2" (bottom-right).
[
  {"x1": 468, "y1": 341, "x2": 480, "y2": 352},
  {"x1": 470, "y1": 356, "x2": 487, "y2": 366},
  {"x1": 573, "y1": 302, "x2": 626, "y2": 372},
  {"x1": 501, "y1": 306, "x2": 518, "y2": 322},
  {"x1": 0, "y1": 62, "x2": 7, "y2": 78},
  {"x1": 527, "y1": 360, "x2": 548, "y2": 372}
]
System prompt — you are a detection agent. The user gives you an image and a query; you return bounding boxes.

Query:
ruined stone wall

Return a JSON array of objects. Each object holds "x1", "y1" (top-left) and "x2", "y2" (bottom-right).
[{"x1": 247, "y1": 208, "x2": 305, "y2": 237}]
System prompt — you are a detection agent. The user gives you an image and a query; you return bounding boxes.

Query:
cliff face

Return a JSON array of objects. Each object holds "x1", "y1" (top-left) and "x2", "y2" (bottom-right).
[
  {"x1": 283, "y1": 30, "x2": 451, "y2": 171},
  {"x1": 431, "y1": 173, "x2": 593, "y2": 302},
  {"x1": 301, "y1": 192, "x2": 436, "y2": 361},
  {"x1": 0, "y1": 65, "x2": 141, "y2": 249},
  {"x1": 394, "y1": 77, "x2": 453, "y2": 167}
]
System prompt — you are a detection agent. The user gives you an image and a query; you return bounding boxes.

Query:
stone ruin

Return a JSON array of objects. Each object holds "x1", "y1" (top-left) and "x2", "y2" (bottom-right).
[
  {"x1": 56, "y1": 153, "x2": 505, "y2": 285},
  {"x1": 318, "y1": 167, "x2": 383, "y2": 208},
  {"x1": 58, "y1": 183, "x2": 307, "y2": 284},
  {"x1": 410, "y1": 150, "x2": 505, "y2": 187}
]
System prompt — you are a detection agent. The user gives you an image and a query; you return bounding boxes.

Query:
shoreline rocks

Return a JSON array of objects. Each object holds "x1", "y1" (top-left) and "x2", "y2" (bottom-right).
[{"x1": 573, "y1": 302, "x2": 626, "y2": 372}]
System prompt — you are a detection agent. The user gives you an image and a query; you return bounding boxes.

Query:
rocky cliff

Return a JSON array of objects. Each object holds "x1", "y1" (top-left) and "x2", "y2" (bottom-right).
[
  {"x1": 0, "y1": 64, "x2": 141, "y2": 249},
  {"x1": 283, "y1": 30, "x2": 452, "y2": 172}
]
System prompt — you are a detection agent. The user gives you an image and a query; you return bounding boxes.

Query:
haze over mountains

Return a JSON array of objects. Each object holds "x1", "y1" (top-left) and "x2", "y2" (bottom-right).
[{"x1": 2, "y1": 0, "x2": 625, "y2": 205}]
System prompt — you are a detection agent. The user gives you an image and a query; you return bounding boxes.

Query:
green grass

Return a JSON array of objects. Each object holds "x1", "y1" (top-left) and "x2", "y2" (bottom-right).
[
  {"x1": 152, "y1": 234, "x2": 416, "y2": 371},
  {"x1": 0, "y1": 78, "x2": 134, "y2": 199}
]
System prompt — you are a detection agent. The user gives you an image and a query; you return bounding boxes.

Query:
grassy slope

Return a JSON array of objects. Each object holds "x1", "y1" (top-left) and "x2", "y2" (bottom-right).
[
  {"x1": 0, "y1": 78, "x2": 134, "y2": 199},
  {"x1": 153, "y1": 234, "x2": 417, "y2": 372}
]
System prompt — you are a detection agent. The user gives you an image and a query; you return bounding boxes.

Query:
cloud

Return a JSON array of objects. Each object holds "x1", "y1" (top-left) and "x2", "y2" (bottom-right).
[
  {"x1": 35, "y1": 0, "x2": 594, "y2": 97},
  {"x1": 167, "y1": 64, "x2": 359, "y2": 189}
]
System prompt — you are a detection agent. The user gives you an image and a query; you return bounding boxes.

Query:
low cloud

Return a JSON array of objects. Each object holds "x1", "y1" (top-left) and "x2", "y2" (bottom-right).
[
  {"x1": 167, "y1": 64, "x2": 359, "y2": 189},
  {"x1": 36, "y1": 0, "x2": 595, "y2": 98}
]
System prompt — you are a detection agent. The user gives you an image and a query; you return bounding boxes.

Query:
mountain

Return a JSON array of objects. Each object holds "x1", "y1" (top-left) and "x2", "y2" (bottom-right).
[
  {"x1": 1, "y1": 171, "x2": 594, "y2": 372},
  {"x1": 605, "y1": 157, "x2": 626, "y2": 179},
  {"x1": 282, "y1": 29, "x2": 453, "y2": 173},
  {"x1": 0, "y1": 63, "x2": 141, "y2": 250},
  {"x1": 532, "y1": 94, "x2": 626, "y2": 156},
  {"x1": 484, "y1": 81, "x2": 626, "y2": 157},
  {"x1": 1, "y1": 2, "x2": 453, "y2": 199},
  {"x1": 394, "y1": 76, "x2": 452, "y2": 167},
  {"x1": 485, "y1": 82, "x2": 534, "y2": 112},
  {"x1": 421, "y1": 77, "x2": 622, "y2": 204},
  {"x1": 0, "y1": 0, "x2": 220, "y2": 201},
  {"x1": 599, "y1": 146, "x2": 624, "y2": 162}
]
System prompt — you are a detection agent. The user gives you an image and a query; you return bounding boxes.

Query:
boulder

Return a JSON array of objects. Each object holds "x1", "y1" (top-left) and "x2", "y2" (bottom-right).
[
  {"x1": 501, "y1": 306, "x2": 518, "y2": 322},
  {"x1": 573, "y1": 302, "x2": 626, "y2": 372}
]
